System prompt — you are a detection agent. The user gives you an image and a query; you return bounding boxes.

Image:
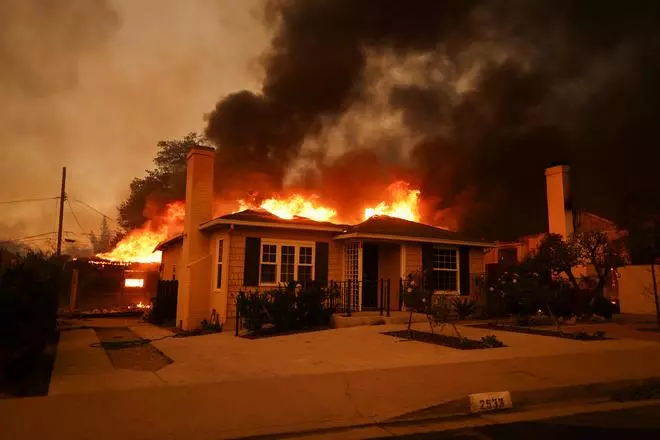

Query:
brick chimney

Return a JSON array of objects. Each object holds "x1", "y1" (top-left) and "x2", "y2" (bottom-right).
[
  {"x1": 177, "y1": 145, "x2": 215, "y2": 330},
  {"x1": 545, "y1": 164, "x2": 574, "y2": 239}
]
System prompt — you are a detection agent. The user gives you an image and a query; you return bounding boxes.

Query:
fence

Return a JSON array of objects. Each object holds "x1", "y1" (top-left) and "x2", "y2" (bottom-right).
[
  {"x1": 151, "y1": 280, "x2": 178, "y2": 325},
  {"x1": 329, "y1": 279, "x2": 392, "y2": 317}
]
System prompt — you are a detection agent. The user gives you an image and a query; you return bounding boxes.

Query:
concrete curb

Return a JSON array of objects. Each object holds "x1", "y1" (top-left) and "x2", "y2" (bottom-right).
[{"x1": 234, "y1": 376, "x2": 660, "y2": 439}]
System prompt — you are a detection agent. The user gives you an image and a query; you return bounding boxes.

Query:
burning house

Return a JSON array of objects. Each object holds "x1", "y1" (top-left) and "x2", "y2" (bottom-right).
[{"x1": 153, "y1": 146, "x2": 494, "y2": 330}]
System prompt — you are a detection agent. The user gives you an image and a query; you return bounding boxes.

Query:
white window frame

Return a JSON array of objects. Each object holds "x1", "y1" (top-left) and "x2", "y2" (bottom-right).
[
  {"x1": 215, "y1": 239, "x2": 224, "y2": 290},
  {"x1": 258, "y1": 240, "x2": 315, "y2": 287},
  {"x1": 431, "y1": 246, "x2": 460, "y2": 295}
]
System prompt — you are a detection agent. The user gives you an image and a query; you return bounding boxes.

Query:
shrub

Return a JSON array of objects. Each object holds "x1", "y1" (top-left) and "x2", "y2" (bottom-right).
[
  {"x1": 481, "y1": 334, "x2": 504, "y2": 347},
  {"x1": 237, "y1": 290, "x2": 269, "y2": 331},
  {"x1": 593, "y1": 330, "x2": 607, "y2": 339},
  {"x1": 200, "y1": 319, "x2": 222, "y2": 333},
  {"x1": 451, "y1": 296, "x2": 477, "y2": 320},
  {"x1": 238, "y1": 281, "x2": 337, "y2": 333},
  {"x1": 0, "y1": 251, "x2": 63, "y2": 378},
  {"x1": 573, "y1": 330, "x2": 589, "y2": 340}
]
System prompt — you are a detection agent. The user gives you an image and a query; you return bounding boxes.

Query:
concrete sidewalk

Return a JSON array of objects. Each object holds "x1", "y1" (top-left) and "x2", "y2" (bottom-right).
[{"x1": 4, "y1": 344, "x2": 660, "y2": 439}]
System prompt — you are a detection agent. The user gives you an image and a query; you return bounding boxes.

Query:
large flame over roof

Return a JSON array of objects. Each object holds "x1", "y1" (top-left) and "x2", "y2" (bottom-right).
[
  {"x1": 237, "y1": 180, "x2": 421, "y2": 224},
  {"x1": 99, "y1": 181, "x2": 423, "y2": 263}
]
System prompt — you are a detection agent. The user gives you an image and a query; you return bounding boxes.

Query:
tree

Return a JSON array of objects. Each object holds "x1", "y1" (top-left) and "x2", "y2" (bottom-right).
[
  {"x1": 530, "y1": 233, "x2": 580, "y2": 287},
  {"x1": 89, "y1": 217, "x2": 112, "y2": 254},
  {"x1": 571, "y1": 231, "x2": 626, "y2": 298},
  {"x1": 118, "y1": 133, "x2": 207, "y2": 230}
]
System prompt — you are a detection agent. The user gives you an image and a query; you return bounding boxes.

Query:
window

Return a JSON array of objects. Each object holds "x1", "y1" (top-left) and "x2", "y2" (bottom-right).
[
  {"x1": 298, "y1": 246, "x2": 313, "y2": 281},
  {"x1": 258, "y1": 242, "x2": 315, "y2": 285},
  {"x1": 260, "y1": 244, "x2": 277, "y2": 284},
  {"x1": 216, "y1": 240, "x2": 223, "y2": 289},
  {"x1": 432, "y1": 248, "x2": 458, "y2": 292},
  {"x1": 280, "y1": 245, "x2": 295, "y2": 282}
]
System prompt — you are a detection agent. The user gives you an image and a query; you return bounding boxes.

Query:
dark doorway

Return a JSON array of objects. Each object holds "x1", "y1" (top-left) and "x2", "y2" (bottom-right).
[{"x1": 362, "y1": 243, "x2": 379, "y2": 309}]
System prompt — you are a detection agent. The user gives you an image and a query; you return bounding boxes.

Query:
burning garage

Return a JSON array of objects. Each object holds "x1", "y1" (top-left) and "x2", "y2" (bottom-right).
[{"x1": 68, "y1": 258, "x2": 159, "y2": 312}]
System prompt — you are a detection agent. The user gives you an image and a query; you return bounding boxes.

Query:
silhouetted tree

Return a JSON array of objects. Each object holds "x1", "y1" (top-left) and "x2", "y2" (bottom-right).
[{"x1": 118, "y1": 133, "x2": 207, "y2": 230}]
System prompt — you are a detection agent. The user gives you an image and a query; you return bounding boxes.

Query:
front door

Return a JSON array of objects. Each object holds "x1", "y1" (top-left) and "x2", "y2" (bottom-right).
[{"x1": 362, "y1": 243, "x2": 379, "y2": 309}]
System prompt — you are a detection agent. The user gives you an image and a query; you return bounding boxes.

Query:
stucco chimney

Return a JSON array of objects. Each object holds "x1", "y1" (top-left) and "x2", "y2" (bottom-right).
[
  {"x1": 177, "y1": 145, "x2": 215, "y2": 329},
  {"x1": 545, "y1": 164, "x2": 574, "y2": 239}
]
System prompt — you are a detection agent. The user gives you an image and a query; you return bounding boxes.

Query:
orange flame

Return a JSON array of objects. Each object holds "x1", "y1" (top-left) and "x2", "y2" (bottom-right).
[
  {"x1": 238, "y1": 194, "x2": 337, "y2": 222},
  {"x1": 97, "y1": 202, "x2": 184, "y2": 263},
  {"x1": 363, "y1": 181, "x2": 420, "y2": 222}
]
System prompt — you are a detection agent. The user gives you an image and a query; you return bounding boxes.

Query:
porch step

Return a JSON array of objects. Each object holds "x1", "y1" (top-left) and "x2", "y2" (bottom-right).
[{"x1": 330, "y1": 311, "x2": 428, "y2": 329}]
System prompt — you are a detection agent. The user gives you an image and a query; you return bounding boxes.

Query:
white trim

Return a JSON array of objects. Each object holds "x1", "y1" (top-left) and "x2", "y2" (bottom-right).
[
  {"x1": 200, "y1": 218, "x2": 344, "y2": 233},
  {"x1": 213, "y1": 238, "x2": 225, "y2": 292},
  {"x1": 258, "y1": 240, "x2": 316, "y2": 287},
  {"x1": 333, "y1": 232, "x2": 494, "y2": 248},
  {"x1": 431, "y1": 246, "x2": 460, "y2": 295}
]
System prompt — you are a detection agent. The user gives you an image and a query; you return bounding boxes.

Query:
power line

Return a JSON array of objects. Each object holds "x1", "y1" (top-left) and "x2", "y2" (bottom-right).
[
  {"x1": 73, "y1": 199, "x2": 118, "y2": 224},
  {"x1": 0, "y1": 232, "x2": 57, "y2": 244},
  {"x1": 0, "y1": 196, "x2": 58, "y2": 205},
  {"x1": 67, "y1": 198, "x2": 86, "y2": 233}
]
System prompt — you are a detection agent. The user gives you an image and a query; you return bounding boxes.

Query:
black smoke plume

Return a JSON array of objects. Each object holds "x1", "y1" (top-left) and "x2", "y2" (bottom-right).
[{"x1": 206, "y1": 0, "x2": 660, "y2": 240}]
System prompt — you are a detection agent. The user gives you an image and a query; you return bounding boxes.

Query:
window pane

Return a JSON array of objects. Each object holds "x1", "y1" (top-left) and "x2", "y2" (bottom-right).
[
  {"x1": 433, "y1": 270, "x2": 457, "y2": 291},
  {"x1": 260, "y1": 264, "x2": 276, "y2": 283},
  {"x1": 218, "y1": 240, "x2": 223, "y2": 263},
  {"x1": 298, "y1": 265, "x2": 312, "y2": 282},
  {"x1": 281, "y1": 245, "x2": 295, "y2": 282},
  {"x1": 299, "y1": 247, "x2": 313, "y2": 265},
  {"x1": 216, "y1": 264, "x2": 222, "y2": 289},
  {"x1": 433, "y1": 248, "x2": 457, "y2": 270},
  {"x1": 262, "y1": 244, "x2": 277, "y2": 263}
]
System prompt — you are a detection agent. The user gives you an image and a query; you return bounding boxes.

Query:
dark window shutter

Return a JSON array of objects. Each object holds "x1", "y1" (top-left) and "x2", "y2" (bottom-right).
[
  {"x1": 459, "y1": 246, "x2": 470, "y2": 296},
  {"x1": 314, "y1": 242, "x2": 329, "y2": 286},
  {"x1": 421, "y1": 243, "x2": 434, "y2": 290},
  {"x1": 244, "y1": 237, "x2": 261, "y2": 287}
]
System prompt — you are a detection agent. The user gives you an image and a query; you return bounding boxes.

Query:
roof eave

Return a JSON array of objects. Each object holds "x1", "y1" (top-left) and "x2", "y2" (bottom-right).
[
  {"x1": 332, "y1": 232, "x2": 495, "y2": 247},
  {"x1": 199, "y1": 218, "x2": 345, "y2": 233}
]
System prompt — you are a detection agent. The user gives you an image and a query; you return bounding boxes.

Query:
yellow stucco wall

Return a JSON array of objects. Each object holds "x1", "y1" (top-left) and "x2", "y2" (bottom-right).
[
  {"x1": 377, "y1": 243, "x2": 401, "y2": 309},
  {"x1": 177, "y1": 147, "x2": 214, "y2": 330},
  {"x1": 160, "y1": 243, "x2": 182, "y2": 280}
]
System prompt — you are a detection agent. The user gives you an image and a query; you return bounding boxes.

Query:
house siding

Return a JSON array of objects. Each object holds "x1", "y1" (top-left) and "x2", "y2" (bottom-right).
[{"x1": 223, "y1": 226, "x2": 341, "y2": 323}]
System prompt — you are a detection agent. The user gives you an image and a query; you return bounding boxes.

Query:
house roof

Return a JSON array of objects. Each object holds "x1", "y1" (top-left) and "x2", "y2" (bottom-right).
[
  {"x1": 199, "y1": 209, "x2": 347, "y2": 233},
  {"x1": 334, "y1": 215, "x2": 495, "y2": 247},
  {"x1": 154, "y1": 233, "x2": 184, "y2": 251}
]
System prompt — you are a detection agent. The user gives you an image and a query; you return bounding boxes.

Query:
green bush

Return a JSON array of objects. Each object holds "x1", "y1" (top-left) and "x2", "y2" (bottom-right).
[
  {"x1": 237, "y1": 290, "x2": 270, "y2": 331},
  {"x1": 451, "y1": 296, "x2": 477, "y2": 320},
  {"x1": 238, "y1": 281, "x2": 338, "y2": 333}
]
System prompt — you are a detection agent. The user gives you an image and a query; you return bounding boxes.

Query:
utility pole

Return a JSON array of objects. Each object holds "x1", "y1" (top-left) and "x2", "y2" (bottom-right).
[{"x1": 56, "y1": 167, "x2": 67, "y2": 257}]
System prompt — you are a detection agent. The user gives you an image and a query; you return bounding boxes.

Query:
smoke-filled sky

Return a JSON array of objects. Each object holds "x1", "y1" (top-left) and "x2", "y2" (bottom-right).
[
  {"x1": 3, "y1": 0, "x2": 660, "y2": 247},
  {"x1": 0, "y1": 0, "x2": 268, "y2": 249}
]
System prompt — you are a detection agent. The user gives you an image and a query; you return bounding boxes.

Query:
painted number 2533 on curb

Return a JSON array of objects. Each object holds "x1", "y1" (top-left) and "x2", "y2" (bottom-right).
[{"x1": 468, "y1": 391, "x2": 513, "y2": 413}]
